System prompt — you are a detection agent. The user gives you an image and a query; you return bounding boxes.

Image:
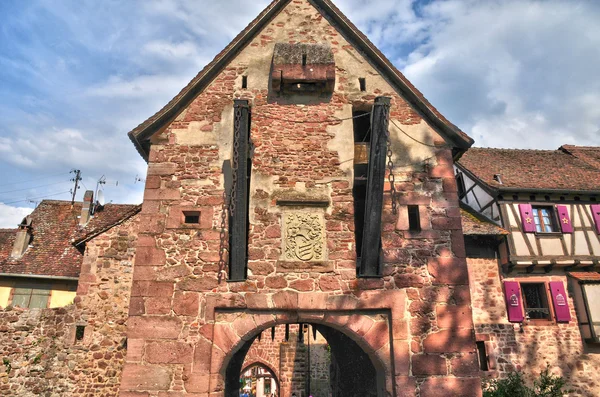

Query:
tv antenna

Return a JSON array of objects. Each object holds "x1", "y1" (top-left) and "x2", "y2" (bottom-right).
[{"x1": 70, "y1": 169, "x2": 82, "y2": 204}]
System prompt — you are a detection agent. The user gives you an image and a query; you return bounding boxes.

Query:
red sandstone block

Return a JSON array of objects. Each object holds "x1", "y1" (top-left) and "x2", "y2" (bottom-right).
[
  {"x1": 147, "y1": 163, "x2": 177, "y2": 176},
  {"x1": 212, "y1": 323, "x2": 240, "y2": 353},
  {"x1": 127, "y1": 316, "x2": 183, "y2": 339},
  {"x1": 427, "y1": 257, "x2": 469, "y2": 285},
  {"x1": 346, "y1": 314, "x2": 375, "y2": 337},
  {"x1": 395, "y1": 376, "x2": 417, "y2": 397},
  {"x1": 120, "y1": 364, "x2": 171, "y2": 391},
  {"x1": 297, "y1": 292, "x2": 327, "y2": 310},
  {"x1": 173, "y1": 291, "x2": 199, "y2": 316},
  {"x1": 232, "y1": 315, "x2": 258, "y2": 340},
  {"x1": 363, "y1": 321, "x2": 389, "y2": 352},
  {"x1": 120, "y1": 393, "x2": 150, "y2": 397},
  {"x1": 319, "y1": 275, "x2": 341, "y2": 291},
  {"x1": 145, "y1": 341, "x2": 194, "y2": 364},
  {"x1": 144, "y1": 188, "x2": 181, "y2": 201},
  {"x1": 431, "y1": 216, "x2": 462, "y2": 230},
  {"x1": 392, "y1": 318, "x2": 409, "y2": 340},
  {"x1": 271, "y1": 291, "x2": 298, "y2": 309},
  {"x1": 432, "y1": 193, "x2": 460, "y2": 209},
  {"x1": 436, "y1": 149, "x2": 454, "y2": 165},
  {"x1": 129, "y1": 297, "x2": 145, "y2": 316},
  {"x1": 137, "y1": 236, "x2": 157, "y2": 247},
  {"x1": 193, "y1": 338, "x2": 213, "y2": 373},
  {"x1": 423, "y1": 329, "x2": 475, "y2": 353},
  {"x1": 429, "y1": 165, "x2": 454, "y2": 178},
  {"x1": 145, "y1": 176, "x2": 161, "y2": 189},
  {"x1": 289, "y1": 279, "x2": 315, "y2": 291},
  {"x1": 451, "y1": 230, "x2": 466, "y2": 258},
  {"x1": 326, "y1": 294, "x2": 359, "y2": 310},
  {"x1": 125, "y1": 339, "x2": 144, "y2": 363},
  {"x1": 393, "y1": 340, "x2": 410, "y2": 376},
  {"x1": 265, "y1": 275, "x2": 288, "y2": 289},
  {"x1": 135, "y1": 246, "x2": 166, "y2": 267},
  {"x1": 420, "y1": 377, "x2": 482, "y2": 397},
  {"x1": 412, "y1": 354, "x2": 447, "y2": 376},
  {"x1": 245, "y1": 293, "x2": 269, "y2": 309},
  {"x1": 184, "y1": 374, "x2": 210, "y2": 394},
  {"x1": 436, "y1": 305, "x2": 473, "y2": 329},
  {"x1": 450, "y1": 353, "x2": 480, "y2": 376},
  {"x1": 145, "y1": 297, "x2": 172, "y2": 315},
  {"x1": 396, "y1": 193, "x2": 432, "y2": 205},
  {"x1": 177, "y1": 277, "x2": 219, "y2": 292},
  {"x1": 443, "y1": 177, "x2": 458, "y2": 193},
  {"x1": 131, "y1": 281, "x2": 174, "y2": 297}
]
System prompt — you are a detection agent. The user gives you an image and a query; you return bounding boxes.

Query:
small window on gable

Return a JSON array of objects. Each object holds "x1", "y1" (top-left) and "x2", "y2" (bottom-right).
[
  {"x1": 242, "y1": 75, "x2": 248, "y2": 89},
  {"x1": 532, "y1": 206, "x2": 557, "y2": 233},
  {"x1": 408, "y1": 205, "x2": 421, "y2": 231},
  {"x1": 183, "y1": 211, "x2": 200, "y2": 225},
  {"x1": 359, "y1": 78, "x2": 366, "y2": 91},
  {"x1": 521, "y1": 283, "x2": 551, "y2": 321}
]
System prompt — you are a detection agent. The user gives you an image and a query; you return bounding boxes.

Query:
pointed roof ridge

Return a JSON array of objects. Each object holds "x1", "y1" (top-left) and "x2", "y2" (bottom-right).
[{"x1": 127, "y1": 0, "x2": 473, "y2": 161}]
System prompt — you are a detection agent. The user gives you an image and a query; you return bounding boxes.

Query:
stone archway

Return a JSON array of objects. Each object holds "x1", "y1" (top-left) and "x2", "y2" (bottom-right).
[
  {"x1": 221, "y1": 314, "x2": 389, "y2": 397},
  {"x1": 240, "y1": 361, "x2": 280, "y2": 397}
]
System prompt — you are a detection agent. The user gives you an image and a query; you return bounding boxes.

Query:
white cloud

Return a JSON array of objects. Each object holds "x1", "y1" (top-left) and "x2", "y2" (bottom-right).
[{"x1": 0, "y1": 204, "x2": 33, "y2": 229}]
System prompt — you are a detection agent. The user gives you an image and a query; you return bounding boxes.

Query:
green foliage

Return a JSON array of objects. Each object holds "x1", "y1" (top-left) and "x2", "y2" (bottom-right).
[
  {"x1": 483, "y1": 367, "x2": 570, "y2": 397},
  {"x1": 2, "y1": 357, "x2": 11, "y2": 373},
  {"x1": 32, "y1": 353, "x2": 43, "y2": 364}
]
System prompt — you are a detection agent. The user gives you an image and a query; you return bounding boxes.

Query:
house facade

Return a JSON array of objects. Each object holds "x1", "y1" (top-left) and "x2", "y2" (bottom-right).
[
  {"x1": 121, "y1": 0, "x2": 480, "y2": 396},
  {"x1": 457, "y1": 146, "x2": 600, "y2": 395}
]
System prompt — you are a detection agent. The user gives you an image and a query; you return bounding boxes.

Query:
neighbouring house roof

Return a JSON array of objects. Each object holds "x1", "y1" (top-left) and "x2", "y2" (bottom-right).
[
  {"x1": 127, "y1": 0, "x2": 473, "y2": 161},
  {"x1": 460, "y1": 205, "x2": 509, "y2": 236},
  {"x1": 569, "y1": 272, "x2": 600, "y2": 283},
  {"x1": 0, "y1": 200, "x2": 140, "y2": 279},
  {"x1": 560, "y1": 145, "x2": 600, "y2": 170},
  {"x1": 458, "y1": 147, "x2": 600, "y2": 193}
]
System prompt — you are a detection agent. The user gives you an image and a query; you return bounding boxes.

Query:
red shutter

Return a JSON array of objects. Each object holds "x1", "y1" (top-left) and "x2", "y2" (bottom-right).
[
  {"x1": 549, "y1": 281, "x2": 571, "y2": 323},
  {"x1": 518, "y1": 204, "x2": 536, "y2": 233},
  {"x1": 591, "y1": 204, "x2": 600, "y2": 234},
  {"x1": 556, "y1": 205, "x2": 573, "y2": 233},
  {"x1": 504, "y1": 281, "x2": 524, "y2": 322}
]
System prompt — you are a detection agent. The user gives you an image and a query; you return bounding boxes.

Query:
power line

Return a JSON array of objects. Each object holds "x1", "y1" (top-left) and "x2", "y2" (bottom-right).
[
  {"x1": 389, "y1": 118, "x2": 449, "y2": 149},
  {"x1": 0, "y1": 171, "x2": 70, "y2": 188},
  {"x1": 1, "y1": 191, "x2": 72, "y2": 206},
  {"x1": 0, "y1": 180, "x2": 70, "y2": 196}
]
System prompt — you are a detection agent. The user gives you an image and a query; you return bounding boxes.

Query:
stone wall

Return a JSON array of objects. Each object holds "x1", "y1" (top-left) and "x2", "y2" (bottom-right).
[
  {"x1": 122, "y1": 1, "x2": 479, "y2": 396},
  {"x1": 467, "y1": 256, "x2": 600, "y2": 396},
  {"x1": 0, "y1": 215, "x2": 138, "y2": 396}
]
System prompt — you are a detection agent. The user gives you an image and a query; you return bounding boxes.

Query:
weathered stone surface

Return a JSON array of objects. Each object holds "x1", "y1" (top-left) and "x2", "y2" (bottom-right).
[{"x1": 120, "y1": 364, "x2": 171, "y2": 391}]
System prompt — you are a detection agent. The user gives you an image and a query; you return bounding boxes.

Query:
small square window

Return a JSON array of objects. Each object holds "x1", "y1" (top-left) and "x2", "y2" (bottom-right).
[
  {"x1": 521, "y1": 283, "x2": 551, "y2": 320},
  {"x1": 183, "y1": 211, "x2": 200, "y2": 224},
  {"x1": 532, "y1": 206, "x2": 558, "y2": 233}
]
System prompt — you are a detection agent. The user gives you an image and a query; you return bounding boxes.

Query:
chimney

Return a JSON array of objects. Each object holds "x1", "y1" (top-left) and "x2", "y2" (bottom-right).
[
  {"x1": 80, "y1": 190, "x2": 94, "y2": 227},
  {"x1": 11, "y1": 216, "x2": 32, "y2": 258}
]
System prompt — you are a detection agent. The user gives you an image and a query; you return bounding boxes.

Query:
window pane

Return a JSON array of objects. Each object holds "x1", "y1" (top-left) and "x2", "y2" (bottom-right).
[
  {"x1": 584, "y1": 284, "x2": 600, "y2": 338},
  {"x1": 13, "y1": 287, "x2": 33, "y2": 295},
  {"x1": 29, "y1": 294, "x2": 49, "y2": 309},
  {"x1": 522, "y1": 283, "x2": 550, "y2": 320},
  {"x1": 11, "y1": 293, "x2": 31, "y2": 308}
]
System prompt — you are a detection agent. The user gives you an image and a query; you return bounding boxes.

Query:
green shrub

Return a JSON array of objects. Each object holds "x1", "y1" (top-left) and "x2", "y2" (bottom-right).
[{"x1": 483, "y1": 366, "x2": 570, "y2": 397}]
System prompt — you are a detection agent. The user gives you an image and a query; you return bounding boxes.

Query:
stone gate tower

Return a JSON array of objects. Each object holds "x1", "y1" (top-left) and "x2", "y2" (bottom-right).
[{"x1": 121, "y1": 0, "x2": 480, "y2": 396}]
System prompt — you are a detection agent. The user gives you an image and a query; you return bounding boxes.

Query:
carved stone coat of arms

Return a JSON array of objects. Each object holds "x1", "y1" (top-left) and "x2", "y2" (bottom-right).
[{"x1": 283, "y1": 213, "x2": 324, "y2": 262}]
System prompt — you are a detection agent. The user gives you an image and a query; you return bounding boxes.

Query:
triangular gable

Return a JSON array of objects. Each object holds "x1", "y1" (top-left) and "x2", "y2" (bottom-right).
[{"x1": 128, "y1": 0, "x2": 473, "y2": 161}]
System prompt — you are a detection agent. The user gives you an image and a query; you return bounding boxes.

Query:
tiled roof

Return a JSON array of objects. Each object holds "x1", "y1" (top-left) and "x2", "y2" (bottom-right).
[
  {"x1": 0, "y1": 200, "x2": 140, "y2": 279},
  {"x1": 127, "y1": 0, "x2": 472, "y2": 161},
  {"x1": 569, "y1": 272, "x2": 600, "y2": 283},
  {"x1": 560, "y1": 145, "x2": 600, "y2": 169},
  {"x1": 460, "y1": 206, "x2": 509, "y2": 236},
  {"x1": 458, "y1": 147, "x2": 600, "y2": 192}
]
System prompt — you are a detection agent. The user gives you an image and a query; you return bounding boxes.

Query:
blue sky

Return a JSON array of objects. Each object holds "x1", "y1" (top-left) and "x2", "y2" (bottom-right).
[{"x1": 1, "y1": 0, "x2": 599, "y2": 227}]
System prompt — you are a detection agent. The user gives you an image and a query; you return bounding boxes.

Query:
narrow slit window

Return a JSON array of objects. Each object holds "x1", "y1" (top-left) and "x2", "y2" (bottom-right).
[
  {"x1": 476, "y1": 341, "x2": 489, "y2": 371},
  {"x1": 359, "y1": 77, "x2": 366, "y2": 91},
  {"x1": 302, "y1": 53, "x2": 307, "y2": 66},
  {"x1": 75, "y1": 325, "x2": 85, "y2": 342},
  {"x1": 183, "y1": 211, "x2": 200, "y2": 224},
  {"x1": 242, "y1": 75, "x2": 248, "y2": 89},
  {"x1": 408, "y1": 205, "x2": 421, "y2": 231}
]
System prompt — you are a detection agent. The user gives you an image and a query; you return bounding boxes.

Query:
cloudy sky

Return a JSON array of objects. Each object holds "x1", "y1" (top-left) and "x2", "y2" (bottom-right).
[{"x1": 1, "y1": 0, "x2": 599, "y2": 227}]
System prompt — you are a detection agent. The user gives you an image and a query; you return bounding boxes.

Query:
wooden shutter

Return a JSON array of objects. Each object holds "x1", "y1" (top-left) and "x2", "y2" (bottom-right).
[
  {"x1": 503, "y1": 281, "x2": 524, "y2": 322},
  {"x1": 556, "y1": 205, "x2": 573, "y2": 233},
  {"x1": 549, "y1": 281, "x2": 571, "y2": 323},
  {"x1": 518, "y1": 204, "x2": 536, "y2": 233},
  {"x1": 591, "y1": 204, "x2": 600, "y2": 234}
]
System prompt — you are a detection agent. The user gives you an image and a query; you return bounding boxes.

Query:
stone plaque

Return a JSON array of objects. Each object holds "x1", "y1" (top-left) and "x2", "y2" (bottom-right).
[{"x1": 283, "y1": 213, "x2": 325, "y2": 262}]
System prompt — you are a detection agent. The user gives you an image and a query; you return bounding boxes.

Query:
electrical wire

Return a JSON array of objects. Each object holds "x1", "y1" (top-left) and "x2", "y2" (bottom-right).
[
  {"x1": 0, "y1": 180, "x2": 70, "y2": 196},
  {"x1": 0, "y1": 171, "x2": 70, "y2": 188},
  {"x1": 390, "y1": 118, "x2": 449, "y2": 149},
  {"x1": 1, "y1": 191, "x2": 72, "y2": 206}
]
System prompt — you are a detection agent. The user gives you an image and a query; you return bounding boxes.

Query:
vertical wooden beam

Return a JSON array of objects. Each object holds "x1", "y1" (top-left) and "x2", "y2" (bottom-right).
[
  {"x1": 229, "y1": 99, "x2": 250, "y2": 281},
  {"x1": 359, "y1": 96, "x2": 391, "y2": 277}
]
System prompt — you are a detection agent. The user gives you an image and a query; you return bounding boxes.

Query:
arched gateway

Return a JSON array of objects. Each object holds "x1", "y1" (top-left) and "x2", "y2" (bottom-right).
[{"x1": 119, "y1": 0, "x2": 480, "y2": 396}]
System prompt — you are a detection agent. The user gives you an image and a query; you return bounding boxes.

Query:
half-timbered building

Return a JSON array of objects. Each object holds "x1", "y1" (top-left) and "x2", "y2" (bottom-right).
[{"x1": 456, "y1": 146, "x2": 600, "y2": 395}]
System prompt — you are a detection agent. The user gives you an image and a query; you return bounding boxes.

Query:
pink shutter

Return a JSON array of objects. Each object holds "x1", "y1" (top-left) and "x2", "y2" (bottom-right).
[
  {"x1": 518, "y1": 204, "x2": 536, "y2": 233},
  {"x1": 592, "y1": 204, "x2": 600, "y2": 234},
  {"x1": 504, "y1": 281, "x2": 524, "y2": 322},
  {"x1": 549, "y1": 281, "x2": 571, "y2": 323},
  {"x1": 556, "y1": 205, "x2": 573, "y2": 233}
]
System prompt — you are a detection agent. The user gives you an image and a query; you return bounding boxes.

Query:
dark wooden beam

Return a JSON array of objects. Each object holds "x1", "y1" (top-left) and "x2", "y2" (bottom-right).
[
  {"x1": 229, "y1": 99, "x2": 250, "y2": 281},
  {"x1": 359, "y1": 96, "x2": 391, "y2": 277}
]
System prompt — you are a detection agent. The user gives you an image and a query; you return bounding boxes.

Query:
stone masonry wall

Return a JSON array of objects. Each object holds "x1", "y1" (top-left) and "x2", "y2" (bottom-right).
[
  {"x1": 0, "y1": 215, "x2": 138, "y2": 396},
  {"x1": 467, "y1": 257, "x2": 600, "y2": 396},
  {"x1": 122, "y1": 1, "x2": 479, "y2": 396}
]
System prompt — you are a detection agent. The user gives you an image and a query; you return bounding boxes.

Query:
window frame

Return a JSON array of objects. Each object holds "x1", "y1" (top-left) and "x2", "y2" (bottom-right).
[
  {"x1": 518, "y1": 280, "x2": 555, "y2": 324},
  {"x1": 531, "y1": 205, "x2": 559, "y2": 234},
  {"x1": 10, "y1": 284, "x2": 51, "y2": 309}
]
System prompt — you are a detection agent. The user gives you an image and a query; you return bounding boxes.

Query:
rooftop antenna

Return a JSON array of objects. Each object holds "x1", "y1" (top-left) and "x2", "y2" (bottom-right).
[
  {"x1": 70, "y1": 169, "x2": 82, "y2": 205},
  {"x1": 92, "y1": 176, "x2": 107, "y2": 215}
]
